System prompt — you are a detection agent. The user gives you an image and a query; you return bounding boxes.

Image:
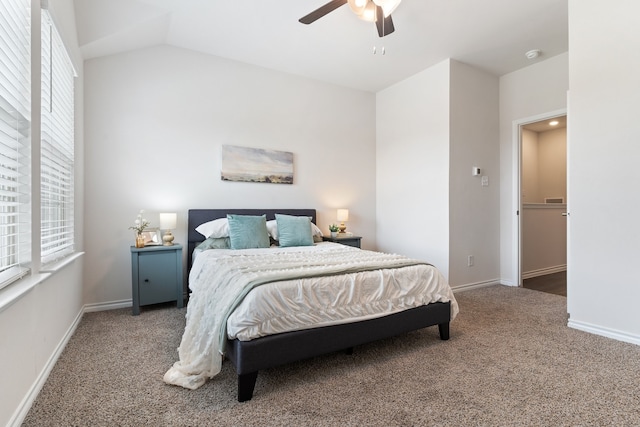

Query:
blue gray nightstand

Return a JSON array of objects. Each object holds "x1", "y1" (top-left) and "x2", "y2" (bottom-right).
[
  {"x1": 322, "y1": 235, "x2": 362, "y2": 248},
  {"x1": 130, "y1": 244, "x2": 184, "y2": 315}
]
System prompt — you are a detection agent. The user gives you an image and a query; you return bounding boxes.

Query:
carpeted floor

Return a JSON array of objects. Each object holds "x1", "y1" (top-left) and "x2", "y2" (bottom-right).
[{"x1": 23, "y1": 285, "x2": 640, "y2": 426}]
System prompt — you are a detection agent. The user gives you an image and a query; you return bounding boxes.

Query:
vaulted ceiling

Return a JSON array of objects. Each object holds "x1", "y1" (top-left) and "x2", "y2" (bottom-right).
[{"x1": 73, "y1": 0, "x2": 568, "y2": 92}]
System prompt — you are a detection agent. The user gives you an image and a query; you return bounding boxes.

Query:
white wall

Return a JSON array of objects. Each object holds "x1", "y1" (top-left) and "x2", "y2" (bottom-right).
[
  {"x1": 520, "y1": 126, "x2": 567, "y2": 277},
  {"x1": 522, "y1": 127, "x2": 567, "y2": 204},
  {"x1": 0, "y1": 1, "x2": 85, "y2": 426},
  {"x1": 376, "y1": 60, "x2": 451, "y2": 275},
  {"x1": 376, "y1": 59, "x2": 500, "y2": 288},
  {"x1": 83, "y1": 45, "x2": 377, "y2": 305},
  {"x1": 567, "y1": 0, "x2": 640, "y2": 343},
  {"x1": 521, "y1": 205, "x2": 567, "y2": 275},
  {"x1": 521, "y1": 129, "x2": 540, "y2": 203},
  {"x1": 538, "y1": 128, "x2": 567, "y2": 202},
  {"x1": 449, "y1": 60, "x2": 500, "y2": 287},
  {"x1": 499, "y1": 52, "x2": 568, "y2": 285},
  {"x1": 0, "y1": 259, "x2": 84, "y2": 427}
]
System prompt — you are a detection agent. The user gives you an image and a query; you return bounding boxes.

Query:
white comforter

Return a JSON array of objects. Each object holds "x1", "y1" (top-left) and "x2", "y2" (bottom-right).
[{"x1": 164, "y1": 243, "x2": 458, "y2": 390}]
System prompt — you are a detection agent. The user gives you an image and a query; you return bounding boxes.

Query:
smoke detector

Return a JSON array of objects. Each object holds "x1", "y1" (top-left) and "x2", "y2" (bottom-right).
[{"x1": 525, "y1": 49, "x2": 541, "y2": 59}]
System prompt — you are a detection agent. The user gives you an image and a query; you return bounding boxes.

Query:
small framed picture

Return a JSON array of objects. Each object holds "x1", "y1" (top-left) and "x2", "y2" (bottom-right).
[{"x1": 140, "y1": 228, "x2": 162, "y2": 246}]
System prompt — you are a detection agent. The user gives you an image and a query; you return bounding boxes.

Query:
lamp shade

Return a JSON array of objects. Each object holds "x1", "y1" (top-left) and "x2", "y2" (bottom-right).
[
  {"x1": 159, "y1": 213, "x2": 177, "y2": 230},
  {"x1": 337, "y1": 209, "x2": 349, "y2": 222}
]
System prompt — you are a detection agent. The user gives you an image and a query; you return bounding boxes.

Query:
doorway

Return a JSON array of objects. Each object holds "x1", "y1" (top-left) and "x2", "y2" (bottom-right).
[{"x1": 517, "y1": 113, "x2": 567, "y2": 296}]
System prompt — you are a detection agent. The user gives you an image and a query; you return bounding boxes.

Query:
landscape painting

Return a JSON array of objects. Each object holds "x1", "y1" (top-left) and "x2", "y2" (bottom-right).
[{"x1": 221, "y1": 145, "x2": 294, "y2": 184}]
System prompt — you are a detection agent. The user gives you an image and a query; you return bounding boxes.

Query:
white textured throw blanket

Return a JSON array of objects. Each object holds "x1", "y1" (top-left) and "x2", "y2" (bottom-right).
[{"x1": 164, "y1": 244, "x2": 457, "y2": 390}]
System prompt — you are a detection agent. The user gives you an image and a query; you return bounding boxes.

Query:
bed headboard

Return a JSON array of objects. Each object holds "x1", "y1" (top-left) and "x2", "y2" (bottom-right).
[{"x1": 187, "y1": 209, "x2": 317, "y2": 270}]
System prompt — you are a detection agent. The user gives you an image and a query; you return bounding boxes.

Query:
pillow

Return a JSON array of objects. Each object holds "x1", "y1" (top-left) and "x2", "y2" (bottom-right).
[
  {"x1": 227, "y1": 214, "x2": 270, "y2": 250},
  {"x1": 195, "y1": 218, "x2": 229, "y2": 238},
  {"x1": 275, "y1": 214, "x2": 314, "y2": 247},
  {"x1": 267, "y1": 219, "x2": 323, "y2": 240},
  {"x1": 311, "y1": 223, "x2": 324, "y2": 238},
  {"x1": 195, "y1": 236, "x2": 230, "y2": 251},
  {"x1": 266, "y1": 220, "x2": 279, "y2": 240}
]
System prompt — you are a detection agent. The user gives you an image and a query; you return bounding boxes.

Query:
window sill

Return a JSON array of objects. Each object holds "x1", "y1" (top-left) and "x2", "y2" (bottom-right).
[
  {"x1": 0, "y1": 252, "x2": 84, "y2": 314},
  {"x1": 0, "y1": 273, "x2": 50, "y2": 314},
  {"x1": 40, "y1": 251, "x2": 84, "y2": 273}
]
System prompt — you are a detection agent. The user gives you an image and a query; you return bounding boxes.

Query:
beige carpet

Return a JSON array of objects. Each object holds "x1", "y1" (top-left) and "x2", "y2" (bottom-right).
[{"x1": 23, "y1": 285, "x2": 640, "y2": 426}]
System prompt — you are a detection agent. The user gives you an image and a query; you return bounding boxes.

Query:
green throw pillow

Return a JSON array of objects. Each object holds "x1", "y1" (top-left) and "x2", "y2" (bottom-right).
[
  {"x1": 275, "y1": 214, "x2": 314, "y2": 247},
  {"x1": 227, "y1": 214, "x2": 270, "y2": 250}
]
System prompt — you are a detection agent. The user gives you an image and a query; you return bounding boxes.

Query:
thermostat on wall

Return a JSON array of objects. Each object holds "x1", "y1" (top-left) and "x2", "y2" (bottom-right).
[{"x1": 472, "y1": 167, "x2": 481, "y2": 176}]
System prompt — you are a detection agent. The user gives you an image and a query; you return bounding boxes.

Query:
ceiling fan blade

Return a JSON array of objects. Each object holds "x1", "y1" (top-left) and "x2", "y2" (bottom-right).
[
  {"x1": 299, "y1": 0, "x2": 348, "y2": 25},
  {"x1": 375, "y1": 7, "x2": 395, "y2": 37}
]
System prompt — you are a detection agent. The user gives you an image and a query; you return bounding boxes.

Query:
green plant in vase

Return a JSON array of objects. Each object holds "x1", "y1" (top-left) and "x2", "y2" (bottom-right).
[{"x1": 129, "y1": 209, "x2": 150, "y2": 247}]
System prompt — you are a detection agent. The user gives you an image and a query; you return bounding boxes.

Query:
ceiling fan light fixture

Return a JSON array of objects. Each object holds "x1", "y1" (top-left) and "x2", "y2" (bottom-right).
[
  {"x1": 299, "y1": 0, "x2": 397, "y2": 37},
  {"x1": 359, "y1": 1, "x2": 378, "y2": 22},
  {"x1": 372, "y1": 0, "x2": 401, "y2": 17},
  {"x1": 347, "y1": 0, "x2": 367, "y2": 15}
]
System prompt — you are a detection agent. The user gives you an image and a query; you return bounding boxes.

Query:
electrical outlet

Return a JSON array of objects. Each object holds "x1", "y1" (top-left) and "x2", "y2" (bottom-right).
[{"x1": 468, "y1": 255, "x2": 474, "y2": 267}]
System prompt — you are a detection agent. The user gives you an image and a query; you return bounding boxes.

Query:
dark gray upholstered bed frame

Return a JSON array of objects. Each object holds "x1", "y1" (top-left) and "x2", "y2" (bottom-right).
[{"x1": 187, "y1": 209, "x2": 451, "y2": 402}]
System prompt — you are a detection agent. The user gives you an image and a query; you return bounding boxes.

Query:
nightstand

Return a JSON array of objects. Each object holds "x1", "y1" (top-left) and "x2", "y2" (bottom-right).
[
  {"x1": 322, "y1": 235, "x2": 362, "y2": 248},
  {"x1": 130, "y1": 244, "x2": 184, "y2": 315}
]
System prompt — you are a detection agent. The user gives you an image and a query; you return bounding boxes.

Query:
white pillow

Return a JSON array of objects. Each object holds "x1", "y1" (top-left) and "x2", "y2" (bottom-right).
[
  {"x1": 266, "y1": 219, "x2": 323, "y2": 240},
  {"x1": 195, "y1": 218, "x2": 229, "y2": 238},
  {"x1": 266, "y1": 220, "x2": 278, "y2": 239}
]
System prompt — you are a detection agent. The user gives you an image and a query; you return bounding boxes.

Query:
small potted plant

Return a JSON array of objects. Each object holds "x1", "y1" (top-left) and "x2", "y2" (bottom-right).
[
  {"x1": 329, "y1": 224, "x2": 339, "y2": 238},
  {"x1": 129, "y1": 209, "x2": 150, "y2": 248}
]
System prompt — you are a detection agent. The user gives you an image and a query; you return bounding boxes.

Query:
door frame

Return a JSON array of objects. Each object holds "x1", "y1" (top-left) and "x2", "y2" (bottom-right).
[{"x1": 512, "y1": 108, "x2": 567, "y2": 287}]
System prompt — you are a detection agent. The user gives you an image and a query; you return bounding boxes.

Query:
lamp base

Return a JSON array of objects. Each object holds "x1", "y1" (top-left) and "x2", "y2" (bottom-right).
[
  {"x1": 162, "y1": 231, "x2": 174, "y2": 246},
  {"x1": 338, "y1": 223, "x2": 346, "y2": 234}
]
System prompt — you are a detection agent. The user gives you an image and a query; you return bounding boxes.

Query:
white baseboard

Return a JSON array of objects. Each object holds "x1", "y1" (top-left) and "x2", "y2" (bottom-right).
[
  {"x1": 83, "y1": 298, "x2": 132, "y2": 313},
  {"x1": 9, "y1": 307, "x2": 84, "y2": 427},
  {"x1": 83, "y1": 296, "x2": 187, "y2": 313},
  {"x1": 522, "y1": 265, "x2": 566, "y2": 280},
  {"x1": 451, "y1": 278, "x2": 501, "y2": 293},
  {"x1": 568, "y1": 319, "x2": 640, "y2": 346}
]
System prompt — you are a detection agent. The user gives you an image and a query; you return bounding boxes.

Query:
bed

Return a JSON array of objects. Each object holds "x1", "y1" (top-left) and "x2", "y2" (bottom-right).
[{"x1": 165, "y1": 208, "x2": 458, "y2": 401}]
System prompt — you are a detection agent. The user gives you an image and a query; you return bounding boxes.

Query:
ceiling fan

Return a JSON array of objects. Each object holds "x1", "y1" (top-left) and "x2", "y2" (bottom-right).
[{"x1": 299, "y1": 0, "x2": 401, "y2": 37}]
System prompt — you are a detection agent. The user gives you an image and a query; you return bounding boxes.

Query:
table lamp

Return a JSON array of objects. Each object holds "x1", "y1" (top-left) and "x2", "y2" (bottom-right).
[
  {"x1": 337, "y1": 209, "x2": 349, "y2": 234},
  {"x1": 159, "y1": 212, "x2": 177, "y2": 246}
]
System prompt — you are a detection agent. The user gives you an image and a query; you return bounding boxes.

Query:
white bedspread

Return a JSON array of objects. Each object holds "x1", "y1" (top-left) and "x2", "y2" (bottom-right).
[{"x1": 164, "y1": 243, "x2": 458, "y2": 390}]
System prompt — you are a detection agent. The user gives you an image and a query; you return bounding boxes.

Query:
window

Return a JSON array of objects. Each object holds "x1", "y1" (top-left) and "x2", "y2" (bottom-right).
[
  {"x1": 0, "y1": 0, "x2": 31, "y2": 289},
  {"x1": 41, "y1": 10, "x2": 75, "y2": 265},
  {"x1": 0, "y1": 2, "x2": 75, "y2": 290}
]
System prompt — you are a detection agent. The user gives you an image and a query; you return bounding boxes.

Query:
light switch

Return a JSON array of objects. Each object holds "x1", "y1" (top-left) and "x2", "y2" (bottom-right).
[{"x1": 481, "y1": 176, "x2": 489, "y2": 187}]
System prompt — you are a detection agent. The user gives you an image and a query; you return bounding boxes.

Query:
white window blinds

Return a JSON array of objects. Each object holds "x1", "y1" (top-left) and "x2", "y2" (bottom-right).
[
  {"x1": 40, "y1": 11, "x2": 75, "y2": 265},
  {"x1": 0, "y1": 0, "x2": 31, "y2": 289}
]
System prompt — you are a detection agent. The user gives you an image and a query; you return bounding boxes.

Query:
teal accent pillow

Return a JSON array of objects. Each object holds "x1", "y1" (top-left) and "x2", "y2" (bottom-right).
[
  {"x1": 195, "y1": 236, "x2": 230, "y2": 251},
  {"x1": 227, "y1": 214, "x2": 270, "y2": 250},
  {"x1": 275, "y1": 214, "x2": 314, "y2": 247}
]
